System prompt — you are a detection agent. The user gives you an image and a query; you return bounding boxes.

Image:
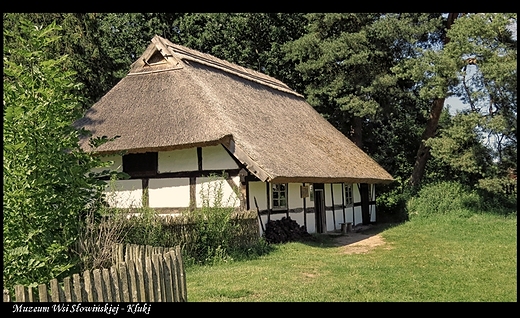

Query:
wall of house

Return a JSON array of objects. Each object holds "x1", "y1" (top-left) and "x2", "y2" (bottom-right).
[
  {"x1": 98, "y1": 145, "x2": 377, "y2": 232},
  {"x1": 100, "y1": 145, "x2": 240, "y2": 210},
  {"x1": 249, "y1": 181, "x2": 377, "y2": 235}
]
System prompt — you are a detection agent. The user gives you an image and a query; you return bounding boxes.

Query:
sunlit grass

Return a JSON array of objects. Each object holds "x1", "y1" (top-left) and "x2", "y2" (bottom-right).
[{"x1": 185, "y1": 213, "x2": 516, "y2": 302}]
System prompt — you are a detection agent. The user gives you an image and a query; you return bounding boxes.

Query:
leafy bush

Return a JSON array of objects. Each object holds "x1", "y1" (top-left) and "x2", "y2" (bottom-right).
[
  {"x1": 376, "y1": 178, "x2": 414, "y2": 222},
  {"x1": 3, "y1": 18, "x2": 107, "y2": 290},
  {"x1": 406, "y1": 181, "x2": 516, "y2": 219}
]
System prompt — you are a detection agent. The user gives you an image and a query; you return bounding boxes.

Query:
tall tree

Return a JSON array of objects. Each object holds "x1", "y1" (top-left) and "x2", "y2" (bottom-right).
[
  {"x1": 397, "y1": 13, "x2": 462, "y2": 188},
  {"x1": 3, "y1": 15, "x2": 106, "y2": 289},
  {"x1": 284, "y1": 13, "x2": 442, "y2": 157},
  {"x1": 396, "y1": 13, "x2": 517, "y2": 188},
  {"x1": 427, "y1": 13, "x2": 517, "y2": 189},
  {"x1": 172, "y1": 13, "x2": 307, "y2": 92}
]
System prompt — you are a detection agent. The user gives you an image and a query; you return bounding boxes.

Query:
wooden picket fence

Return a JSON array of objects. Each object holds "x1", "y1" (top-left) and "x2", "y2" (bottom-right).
[{"x1": 3, "y1": 244, "x2": 187, "y2": 302}]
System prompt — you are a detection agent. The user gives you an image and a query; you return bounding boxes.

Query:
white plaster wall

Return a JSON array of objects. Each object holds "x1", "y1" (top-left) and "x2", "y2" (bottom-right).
[
  {"x1": 105, "y1": 179, "x2": 142, "y2": 208},
  {"x1": 249, "y1": 181, "x2": 267, "y2": 210},
  {"x1": 288, "y1": 183, "x2": 304, "y2": 209},
  {"x1": 196, "y1": 176, "x2": 240, "y2": 208},
  {"x1": 148, "y1": 178, "x2": 190, "y2": 208},
  {"x1": 92, "y1": 154, "x2": 123, "y2": 174},
  {"x1": 202, "y1": 145, "x2": 238, "y2": 170},
  {"x1": 158, "y1": 148, "x2": 198, "y2": 173}
]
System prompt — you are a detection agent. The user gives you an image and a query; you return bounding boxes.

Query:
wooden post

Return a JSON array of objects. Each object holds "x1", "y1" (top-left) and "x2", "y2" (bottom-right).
[
  {"x1": 93, "y1": 269, "x2": 105, "y2": 302},
  {"x1": 38, "y1": 284, "x2": 48, "y2": 302},
  {"x1": 119, "y1": 263, "x2": 130, "y2": 302},
  {"x1": 73, "y1": 273, "x2": 83, "y2": 302},
  {"x1": 110, "y1": 265, "x2": 122, "y2": 302},
  {"x1": 63, "y1": 277, "x2": 73, "y2": 302},
  {"x1": 102, "y1": 268, "x2": 113, "y2": 302},
  {"x1": 50, "y1": 278, "x2": 63, "y2": 302}
]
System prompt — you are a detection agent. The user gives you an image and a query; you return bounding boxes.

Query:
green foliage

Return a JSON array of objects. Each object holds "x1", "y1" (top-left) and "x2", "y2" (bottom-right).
[
  {"x1": 182, "y1": 175, "x2": 247, "y2": 266},
  {"x1": 407, "y1": 181, "x2": 516, "y2": 220},
  {"x1": 3, "y1": 17, "x2": 107, "y2": 290},
  {"x1": 173, "y1": 13, "x2": 307, "y2": 92},
  {"x1": 426, "y1": 111, "x2": 494, "y2": 181}
]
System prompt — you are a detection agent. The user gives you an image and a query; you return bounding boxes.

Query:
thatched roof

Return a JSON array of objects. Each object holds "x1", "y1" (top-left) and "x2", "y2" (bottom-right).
[{"x1": 75, "y1": 35, "x2": 393, "y2": 184}]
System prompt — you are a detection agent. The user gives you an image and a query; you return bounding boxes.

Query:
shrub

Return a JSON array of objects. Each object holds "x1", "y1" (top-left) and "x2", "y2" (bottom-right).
[{"x1": 406, "y1": 181, "x2": 516, "y2": 219}]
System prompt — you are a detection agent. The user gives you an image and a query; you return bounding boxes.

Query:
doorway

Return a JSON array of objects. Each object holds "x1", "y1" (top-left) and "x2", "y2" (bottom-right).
[{"x1": 314, "y1": 183, "x2": 326, "y2": 233}]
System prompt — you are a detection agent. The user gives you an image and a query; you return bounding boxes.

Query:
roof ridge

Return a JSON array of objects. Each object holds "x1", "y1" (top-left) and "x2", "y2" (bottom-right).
[{"x1": 155, "y1": 36, "x2": 303, "y2": 98}]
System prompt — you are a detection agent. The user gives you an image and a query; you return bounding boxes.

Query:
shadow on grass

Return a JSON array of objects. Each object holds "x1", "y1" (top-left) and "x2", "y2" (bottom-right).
[{"x1": 297, "y1": 221, "x2": 404, "y2": 249}]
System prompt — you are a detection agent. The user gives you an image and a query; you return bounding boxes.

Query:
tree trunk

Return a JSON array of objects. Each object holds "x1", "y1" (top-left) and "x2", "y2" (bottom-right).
[
  {"x1": 408, "y1": 13, "x2": 460, "y2": 188},
  {"x1": 409, "y1": 98, "x2": 445, "y2": 187}
]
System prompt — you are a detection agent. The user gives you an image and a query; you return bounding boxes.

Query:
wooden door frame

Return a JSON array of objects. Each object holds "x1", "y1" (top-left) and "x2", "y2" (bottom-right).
[{"x1": 313, "y1": 183, "x2": 326, "y2": 233}]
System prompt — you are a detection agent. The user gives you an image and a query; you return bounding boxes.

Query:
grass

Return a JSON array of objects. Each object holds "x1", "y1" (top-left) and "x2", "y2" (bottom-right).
[{"x1": 185, "y1": 212, "x2": 517, "y2": 302}]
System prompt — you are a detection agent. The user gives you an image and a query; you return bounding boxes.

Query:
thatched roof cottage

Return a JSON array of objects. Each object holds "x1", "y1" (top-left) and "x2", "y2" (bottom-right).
[{"x1": 75, "y1": 35, "x2": 393, "y2": 234}]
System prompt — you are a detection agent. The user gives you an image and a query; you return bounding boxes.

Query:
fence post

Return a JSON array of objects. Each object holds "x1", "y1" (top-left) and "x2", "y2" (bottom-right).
[
  {"x1": 93, "y1": 269, "x2": 105, "y2": 302},
  {"x1": 50, "y1": 278, "x2": 63, "y2": 302},
  {"x1": 163, "y1": 252, "x2": 175, "y2": 302},
  {"x1": 103, "y1": 268, "x2": 113, "y2": 302},
  {"x1": 110, "y1": 265, "x2": 121, "y2": 302},
  {"x1": 14, "y1": 285, "x2": 28, "y2": 302},
  {"x1": 3, "y1": 289, "x2": 11, "y2": 302},
  {"x1": 72, "y1": 273, "x2": 84, "y2": 302},
  {"x1": 126, "y1": 260, "x2": 139, "y2": 302},
  {"x1": 175, "y1": 245, "x2": 187, "y2": 302},
  {"x1": 135, "y1": 258, "x2": 147, "y2": 302},
  {"x1": 83, "y1": 270, "x2": 96, "y2": 302},
  {"x1": 118, "y1": 263, "x2": 130, "y2": 302},
  {"x1": 152, "y1": 254, "x2": 162, "y2": 302},
  {"x1": 62, "y1": 276, "x2": 73, "y2": 302},
  {"x1": 145, "y1": 255, "x2": 155, "y2": 302},
  {"x1": 38, "y1": 284, "x2": 49, "y2": 302}
]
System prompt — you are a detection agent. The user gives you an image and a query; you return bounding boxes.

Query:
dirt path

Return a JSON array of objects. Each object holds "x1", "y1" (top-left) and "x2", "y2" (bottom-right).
[{"x1": 331, "y1": 231, "x2": 391, "y2": 255}]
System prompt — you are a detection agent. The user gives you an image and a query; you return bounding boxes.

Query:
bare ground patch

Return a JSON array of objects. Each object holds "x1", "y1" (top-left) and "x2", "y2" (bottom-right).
[{"x1": 330, "y1": 225, "x2": 393, "y2": 254}]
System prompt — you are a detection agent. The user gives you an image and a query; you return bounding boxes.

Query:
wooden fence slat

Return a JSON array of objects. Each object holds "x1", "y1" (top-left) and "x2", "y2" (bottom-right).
[
  {"x1": 63, "y1": 276, "x2": 73, "y2": 302},
  {"x1": 172, "y1": 252, "x2": 182, "y2": 302},
  {"x1": 126, "y1": 259, "x2": 139, "y2": 302},
  {"x1": 4, "y1": 243, "x2": 186, "y2": 303},
  {"x1": 14, "y1": 285, "x2": 27, "y2": 302},
  {"x1": 135, "y1": 258, "x2": 147, "y2": 302},
  {"x1": 73, "y1": 273, "x2": 83, "y2": 302},
  {"x1": 171, "y1": 252, "x2": 180, "y2": 302},
  {"x1": 145, "y1": 255, "x2": 155, "y2": 302},
  {"x1": 3, "y1": 289, "x2": 11, "y2": 302},
  {"x1": 93, "y1": 269, "x2": 105, "y2": 302},
  {"x1": 38, "y1": 284, "x2": 49, "y2": 302},
  {"x1": 163, "y1": 252, "x2": 175, "y2": 302},
  {"x1": 103, "y1": 268, "x2": 113, "y2": 302},
  {"x1": 117, "y1": 244, "x2": 124, "y2": 264},
  {"x1": 83, "y1": 270, "x2": 95, "y2": 302},
  {"x1": 176, "y1": 245, "x2": 187, "y2": 302},
  {"x1": 110, "y1": 265, "x2": 121, "y2": 302},
  {"x1": 152, "y1": 254, "x2": 162, "y2": 302},
  {"x1": 159, "y1": 254, "x2": 167, "y2": 301},
  {"x1": 118, "y1": 263, "x2": 130, "y2": 302},
  {"x1": 50, "y1": 278, "x2": 62, "y2": 302}
]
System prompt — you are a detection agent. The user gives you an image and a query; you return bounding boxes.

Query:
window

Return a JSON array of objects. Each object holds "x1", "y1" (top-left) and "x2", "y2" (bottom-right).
[
  {"x1": 123, "y1": 152, "x2": 158, "y2": 177},
  {"x1": 271, "y1": 183, "x2": 287, "y2": 209},
  {"x1": 344, "y1": 184, "x2": 353, "y2": 205}
]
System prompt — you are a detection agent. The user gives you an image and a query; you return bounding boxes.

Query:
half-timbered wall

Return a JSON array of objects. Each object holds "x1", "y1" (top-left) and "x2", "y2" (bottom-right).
[
  {"x1": 100, "y1": 145, "x2": 240, "y2": 211},
  {"x1": 98, "y1": 144, "x2": 377, "y2": 233},
  {"x1": 248, "y1": 181, "x2": 377, "y2": 235}
]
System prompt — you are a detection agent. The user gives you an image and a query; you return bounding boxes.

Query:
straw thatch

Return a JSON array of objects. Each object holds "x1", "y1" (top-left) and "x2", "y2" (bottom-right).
[{"x1": 75, "y1": 35, "x2": 393, "y2": 184}]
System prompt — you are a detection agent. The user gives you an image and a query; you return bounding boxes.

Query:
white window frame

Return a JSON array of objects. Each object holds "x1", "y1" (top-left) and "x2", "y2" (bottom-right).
[
  {"x1": 344, "y1": 184, "x2": 353, "y2": 205},
  {"x1": 271, "y1": 183, "x2": 288, "y2": 209}
]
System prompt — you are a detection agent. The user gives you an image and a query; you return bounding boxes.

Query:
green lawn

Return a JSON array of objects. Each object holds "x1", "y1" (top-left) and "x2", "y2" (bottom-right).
[{"x1": 185, "y1": 213, "x2": 517, "y2": 302}]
